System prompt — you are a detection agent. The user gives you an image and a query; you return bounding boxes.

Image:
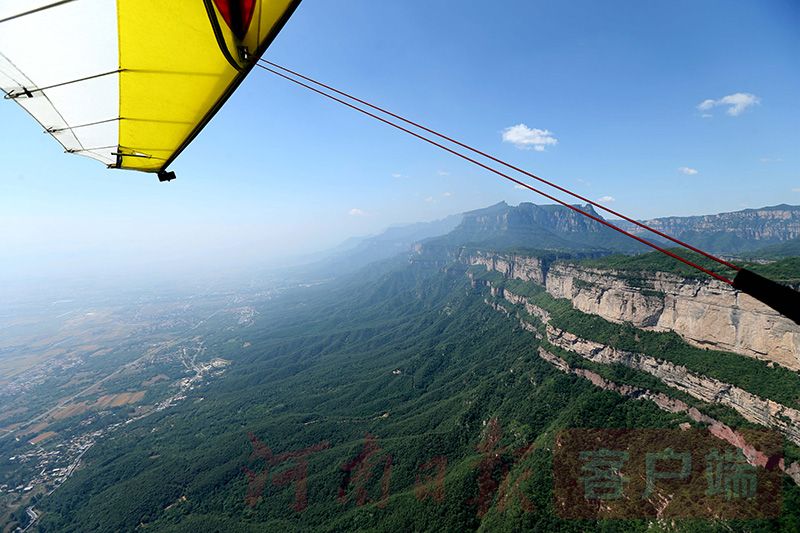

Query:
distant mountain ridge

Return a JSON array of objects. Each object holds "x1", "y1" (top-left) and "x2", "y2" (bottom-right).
[
  {"x1": 425, "y1": 201, "x2": 647, "y2": 253},
  {"x1": 284, "y1": 202, "x2": 800, "y2": 282},
  {"x1": 616, "y1": 204, "x2": 800, "y2": 254},
  {"x1": 416, "y1": 202, "x2": 800, "y2": 257},
  {"x1": 287, "y1": 214, "x2": 463, "y2": 279}
]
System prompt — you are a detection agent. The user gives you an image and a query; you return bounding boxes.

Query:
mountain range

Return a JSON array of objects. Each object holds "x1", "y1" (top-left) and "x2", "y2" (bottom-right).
[
  {"x1": 616, "y1": 204, "x2": 800, "y2": 254},
  {"x1": 9, "y1": 201, "x2": 800, "y2": 532},
  {"x1": 383, "y1": 202, "x2": 800, "y2": 260}
]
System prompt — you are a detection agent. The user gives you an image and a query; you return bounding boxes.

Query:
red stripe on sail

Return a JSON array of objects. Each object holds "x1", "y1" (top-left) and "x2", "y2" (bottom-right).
[{"x1": 213, "y1": 0, "x2": 256, "y2": 40}]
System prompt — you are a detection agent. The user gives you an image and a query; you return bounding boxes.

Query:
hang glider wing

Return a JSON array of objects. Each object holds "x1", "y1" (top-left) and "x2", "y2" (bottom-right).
[{"x1": 0, "y1": 0, "x2": 301, "y2": 174}]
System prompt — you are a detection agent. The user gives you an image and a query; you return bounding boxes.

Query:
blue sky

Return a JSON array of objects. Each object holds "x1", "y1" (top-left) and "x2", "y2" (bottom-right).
[{"x1": 1, "y1": 0, "x2": 798, "y2": 285}]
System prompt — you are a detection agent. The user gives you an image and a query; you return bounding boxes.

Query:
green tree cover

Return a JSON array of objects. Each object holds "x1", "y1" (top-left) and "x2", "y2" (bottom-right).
[
  {"x1": 748, "y1": 238, "x2": 800, "y2": 260},
  {"x1": 535, "y1": 339, "x2": 760, "y2": 432},
  {"x1": 574, "y1": 250, "x2": 800, "y2": 283},
  {"x1": 35, "y1": 263, "x2": 800, "y2": 532},
  {"x1": 749, "y1": 257, "x2": 800, "y2": 284}
]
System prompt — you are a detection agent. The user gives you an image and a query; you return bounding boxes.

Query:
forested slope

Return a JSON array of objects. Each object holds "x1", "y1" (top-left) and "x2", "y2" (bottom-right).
[{"x1": 35, "y1": 258, "x2": 800, "y2": 532}]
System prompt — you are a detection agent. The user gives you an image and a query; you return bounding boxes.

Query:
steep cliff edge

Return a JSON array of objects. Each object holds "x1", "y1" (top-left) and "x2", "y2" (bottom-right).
[
  {"x1": 546, "y1": 263, "x2": 799, "y2": 369},
  {"x1": 456, "y1": 250, "x2": 799, "y2": 370},
  {"x1": 477, "y1": 275, "x2": 800, "y2": 485},
  {"x1": 546, "y1": 324, "x2": 800, "y2": 446},
  {"x1": 537, "y1": 346, "x2": 800, "y2": 483}
]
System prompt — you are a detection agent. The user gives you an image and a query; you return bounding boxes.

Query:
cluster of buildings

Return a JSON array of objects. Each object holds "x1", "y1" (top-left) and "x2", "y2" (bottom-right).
[{"x1": 2, "y1": 428, "x2": 106, "y2": 498}]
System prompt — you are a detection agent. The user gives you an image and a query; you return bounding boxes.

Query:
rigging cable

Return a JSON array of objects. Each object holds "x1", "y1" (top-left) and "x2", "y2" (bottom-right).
[
  {"x1": 253, "y1": 61, "x2": 800, "y2": 325},
  {"x1": 260, "y1": 59, "x2": 741, "y2": 274},
  {"x1": 254, "y1": 61, "x2": 734, "y2": 284}
]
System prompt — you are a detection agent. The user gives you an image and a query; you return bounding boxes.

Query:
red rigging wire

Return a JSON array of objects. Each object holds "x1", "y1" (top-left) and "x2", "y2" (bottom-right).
[
  {"x1": 255, "y1": 62, "x2": 736, "y2": 286},
  {"x1": 260, "y1": 60, "x2": 741, "y2": 274}
]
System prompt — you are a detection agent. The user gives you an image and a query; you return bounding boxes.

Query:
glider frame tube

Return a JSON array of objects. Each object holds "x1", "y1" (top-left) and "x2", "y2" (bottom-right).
[{"x1": 733, "y1": 269, "x2": 800, "y2": 325}]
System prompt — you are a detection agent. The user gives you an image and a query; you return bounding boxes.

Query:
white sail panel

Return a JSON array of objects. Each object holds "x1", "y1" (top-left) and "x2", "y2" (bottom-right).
[{"x1": 0, "y1": 0, "x2": 119, "y2": 165}]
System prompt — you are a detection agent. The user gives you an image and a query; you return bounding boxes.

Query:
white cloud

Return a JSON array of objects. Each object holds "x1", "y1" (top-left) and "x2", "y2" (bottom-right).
[
  {"x1": 576, "y1": 178, "x2": 591, "y2": 187},
  {"x1": 514, "y1": 184, "x2": 527, "y2": 190},
  {"x1": 348, "y1": 208, "x2": 367, "y2": 216},
  {"x1": 760, "y1": 157, "x2": 783, "y2": 163},
  {"x1": 597, "y1": 196, "x2": 615, "y2": 203},
  {"x1": 391, "y1": 173, "x2": 408, "y2": 179},
  {"x1": 678, "y1": 166, "x2": 698, "y2": 175},
  {"x1": 792, "y1": 188, "x2": 800, "y2": 193},
  {"x1": 437, "y1": 170, "x2": 450, "y2": 176},
  {"x1": 696, "y1": 92, "x2": 760, "y2": 116},
  {"x1": 502, "y1": 124, "x2": 558, "y2": 151},
  {"x1": 697, "y1": 99, "x2": 716, "y2": 111},
  {"x1": 424, "y1": 196, "x2": 435, "y2": 203},
  {"x1": 442, "y1": 192, "x2": 452, "y2": 197}
]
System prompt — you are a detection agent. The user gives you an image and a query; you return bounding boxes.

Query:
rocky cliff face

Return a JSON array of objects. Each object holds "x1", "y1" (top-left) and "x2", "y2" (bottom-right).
[
  {"x1": 463, "y1": 252, "x2": 800, "y2": 370},
  {"x1": 461, "y1": 249, "x2": 549, "y2": 284},
  {"x1": 480, "y1": 276, "x2": 800, "y2": 484},
  {"x1": 546, "y1": 325, "x2": 800, "y2": 446},
  {"x1": 546, "y1": 263, "x2": 800, "y2": 369},
  {"x1": 537, "y1": 346, "x2": 799, "y2": 484},
  {"x1": 642, "y1": 205, "x2": 800, "y2": 240},
  {"x1": 423, "y1": 202, "x2": 800, "y2": 262}
]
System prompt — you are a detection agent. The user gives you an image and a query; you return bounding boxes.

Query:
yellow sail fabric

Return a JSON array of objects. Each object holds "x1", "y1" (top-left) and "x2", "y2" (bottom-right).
[{"x1": 0, "y1": 0, "x2": 300, "y2": 174}]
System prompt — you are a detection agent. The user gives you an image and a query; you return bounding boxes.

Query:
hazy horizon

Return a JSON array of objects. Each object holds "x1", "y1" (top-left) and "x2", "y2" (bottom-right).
[
  {"x1": 3, "y1": 0, "x2": 798, "y2": 292},
  {"x1": 4, "y1": 197, "x2": 799, "y2": 300}
]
